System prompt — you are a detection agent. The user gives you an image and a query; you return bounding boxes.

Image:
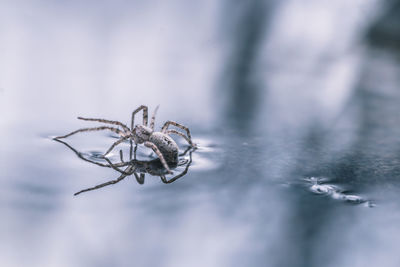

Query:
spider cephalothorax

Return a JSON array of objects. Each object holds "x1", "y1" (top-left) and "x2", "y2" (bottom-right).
[
  {"x1": 54, "y1": 105, "x2": 195, "y2": 174},
  {"x1": 133, "y1": 124, "x2": 153, "y2": 144}
]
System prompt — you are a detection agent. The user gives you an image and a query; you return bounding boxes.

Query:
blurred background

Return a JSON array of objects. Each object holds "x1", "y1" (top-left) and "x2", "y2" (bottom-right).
[{"x1": 1, "y1": 0, "x2": 400, "y2": 266}]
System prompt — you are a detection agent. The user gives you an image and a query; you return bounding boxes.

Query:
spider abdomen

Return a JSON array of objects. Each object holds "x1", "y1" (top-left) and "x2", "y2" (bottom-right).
[{"x1": 149, "y1": 132, "x2": 179, "y2": 163}]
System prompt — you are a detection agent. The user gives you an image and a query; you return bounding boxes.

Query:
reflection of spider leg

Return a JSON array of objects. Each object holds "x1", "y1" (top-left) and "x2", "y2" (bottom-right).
[
  {"x1": 77, "y1": 117, "x2": 130, "y2": 132},
  {"x1": 103, "y1": 157, "x2": 135, "y2": 175},
  {"x1": 119, "y1": 150, "x2": 124, "y2": 162},
  {"x1": 149, "y1": 105, "x2": 159, "y2": 130},
  {"x1": 179, "y1": 146, "x2": 196, "y2": 157},
  {"x1": 54, "y1": 139, "x2": 128, "y2": 168},
  {"x1": 128, "y1": 140, "x2": 138, "y2": 161},
  {"x1": 131, "y1": 105, "x2": 148, "y2": 130},
  {"x1": 104, "y1": 154, "x2": 145, "y2": 184},
  {"x1": 161, "y1": 121, "x2": 193, "y2": 146},
  {"x1": 144, "y1": 141, "x2": 173, "y2": 174},
  {"x1": 167, "y1": 129, "x2": 192, "y2": 147},
  {"x1": 134, "y1": 145, "x2": 138, "y2": 159},
  {"x1": 54, "y1": 139, "x2": 111, "y2": 167},
  {"x1": 54, "y1": 126, "x2": 124, "y2": 139},
  {"x1": 134, "y1": 173, "x2": 145, "y2": 184},
  {"x1": 160, "y1": 150, "x2": 193, "y2": 184},
  {"x1": 103, "y1": 135, "x2": 130, "y2": 156},
  {"x1": 74, "y1": 173, "x2": 128, "y2": 196},
  {"x1": 129, "y1": 140, "x2": 133, "y2": 160}
]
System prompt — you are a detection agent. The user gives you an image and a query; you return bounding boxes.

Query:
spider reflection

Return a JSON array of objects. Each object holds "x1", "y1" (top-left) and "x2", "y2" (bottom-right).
[{"x1": 54, "y1": 139, "x2": 195, "y2": 196}]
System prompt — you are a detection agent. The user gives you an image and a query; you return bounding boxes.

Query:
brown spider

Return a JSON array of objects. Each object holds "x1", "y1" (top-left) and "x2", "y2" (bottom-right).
[{"x1": 54, "y1": 105, "x2": 195, "y2": 174}]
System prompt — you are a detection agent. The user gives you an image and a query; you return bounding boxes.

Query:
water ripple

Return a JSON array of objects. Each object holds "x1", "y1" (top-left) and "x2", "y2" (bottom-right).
[{"x1": 304, "y1": 177, "x2": 375, "y2": 207}]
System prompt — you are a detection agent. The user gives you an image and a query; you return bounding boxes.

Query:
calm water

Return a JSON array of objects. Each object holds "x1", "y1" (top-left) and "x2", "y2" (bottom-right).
[{"x1": 1, "y1": 1, "x2": 400, "y2": 267}]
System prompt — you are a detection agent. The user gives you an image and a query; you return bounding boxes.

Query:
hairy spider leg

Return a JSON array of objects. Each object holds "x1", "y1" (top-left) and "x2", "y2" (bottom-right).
[
  {"x1": 149, "y1": 105, "x2": 160, "y2": 130},
  {"x1": 103, "y1": 135, "x2": 131, "y2": 156},
  {"x1": 160, "y1": 149, "x2": 193, "y2": 183},
  {"x1": 161, "y1": 121, "x2": 194, "y2": 146},
  {"x1": 54, "y1": 126, "x2": 124, "y2": 139},
  {"x1": 78, "y1": 117, "x2": 130, "y2": 132},
  {"x1": 74, "y1": 173, "x2": 128, "y2": 196},
  {"x1": 131, "y1": 105, "x2": 149, "y2": 130},
  {"x1": 167, "y1": 129, "x2": 192, "y2": 147},
  {"x1": 144, "y1": 141, "x2": 173, "y2": 174}
]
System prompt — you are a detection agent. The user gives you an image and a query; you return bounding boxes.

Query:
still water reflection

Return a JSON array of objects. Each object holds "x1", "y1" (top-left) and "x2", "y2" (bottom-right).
[
  {"x1": 1, "y1": 0, "x2": 400, "y2": 267},
  {"x1": 54, "y1": 138, "x2": 195, "y2": 196}
]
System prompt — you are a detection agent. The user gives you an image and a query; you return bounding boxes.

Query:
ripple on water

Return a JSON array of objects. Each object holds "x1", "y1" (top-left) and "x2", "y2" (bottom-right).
[
  {"x1": 87, "y1": 151, "x2": 105, "y2": 161},
  {"x1": 304, "y1": 177, "x2": 375, "y2": 207},
  {"x1": 189, "y1": 137, "x2": 221, "y2": 171}
]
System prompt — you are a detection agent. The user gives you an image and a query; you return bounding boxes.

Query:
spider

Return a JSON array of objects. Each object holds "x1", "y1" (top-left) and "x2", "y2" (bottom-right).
[
  {"x1": 54, "y1": 138, "x2": 194, "y2": 195},
  {"x1": 54, "y1": 105, "x2": 195, "y2": 174}
]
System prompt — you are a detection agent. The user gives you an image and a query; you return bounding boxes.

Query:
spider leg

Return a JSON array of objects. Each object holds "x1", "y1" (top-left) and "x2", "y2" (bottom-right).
[
  {"x1": 131, "y1": 105, "x2": 148, "y2": 130},
  {"x1": 54, "y1": 126, "x2": 124, "y2": 139},
  {"x1": 149, "y1": 105, "x2": 159, "y2": 130},
  {"x1": 160, "y1": 149, "x2": 193, "y2": 183},
  {"x1": 161, "y1": 121, "x2": 194, "y2": 146},
  {"x1": 144, "y1": 141, "x2": 173, "y2": 174},
  {"x1": 167, "y1": 129, "x2": 192, "y2": 147},
  {"x1": 103, "y1": 135, "x2": 131, "y2": 156},
  {"x1": 77, "y1": 117, "x2": 130, "y2": 132},
  {"x1": 74, "y1": 173, "x2": 128, "y2": 196}
]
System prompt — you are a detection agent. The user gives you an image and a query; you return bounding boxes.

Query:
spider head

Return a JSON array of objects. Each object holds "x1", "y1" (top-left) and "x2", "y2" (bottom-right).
[{"x1": 133, "y1": 125, "x2": 152, "y2": 144}]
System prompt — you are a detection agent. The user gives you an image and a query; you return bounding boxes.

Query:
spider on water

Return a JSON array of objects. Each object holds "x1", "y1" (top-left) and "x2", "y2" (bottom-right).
[
  {"x1": 54, "y1": 105, "x2": 195, "y2": 174},
  {"x1": 54, "y1": 138, "x2": 195, "y2": 195}
]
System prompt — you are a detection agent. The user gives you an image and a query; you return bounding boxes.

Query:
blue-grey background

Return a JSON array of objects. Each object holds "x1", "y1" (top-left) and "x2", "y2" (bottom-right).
[{"x1": 1, "y1": 0, "x2": 400, "y2": 266}]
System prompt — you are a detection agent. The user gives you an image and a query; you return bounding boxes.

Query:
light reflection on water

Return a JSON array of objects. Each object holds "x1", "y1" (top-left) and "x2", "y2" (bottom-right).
[{"x1": 1, "y1": 0, "x2": 400, "y2": 267}]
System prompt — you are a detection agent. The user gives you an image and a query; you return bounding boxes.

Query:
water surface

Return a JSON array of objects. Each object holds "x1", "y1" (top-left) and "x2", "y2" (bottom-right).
[{"x1": 1, "y1": 1, "x2": 400, "y2": 267}]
